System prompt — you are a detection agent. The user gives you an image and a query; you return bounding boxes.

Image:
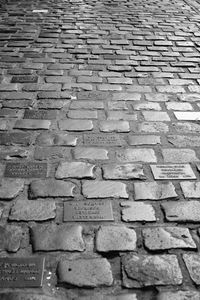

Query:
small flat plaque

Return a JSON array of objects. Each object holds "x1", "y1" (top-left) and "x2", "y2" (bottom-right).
[
  {"x1": 77, "y1": 91, "x2": 109, "y2": 100},
  {"x1": 4, "y1": 162, "x2": 47, "y2": 178},
  {"x1": 64, "y1": 200, "x2": 114, "y2": 221},
  {"x1": 24, "y1": 109, "x2": 56, "y2": 120},
  {"x1": 0, "y1": 257, "x2": 45, "y2": 288},
  {"x1": 84, "y1": 134, "x2": 123, "y2": 146},
  {"x1": 150, "y1": 164, "x2": 196, "y2": 180},
  {"x1": 11, "y1": 76, "x2": 38, "y2": 83}
]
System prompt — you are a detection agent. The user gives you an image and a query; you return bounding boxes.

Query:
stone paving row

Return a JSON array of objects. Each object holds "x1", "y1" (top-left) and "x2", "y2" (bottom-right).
[{"x1": 2, "y1": 0, "x2": 200, "y2": 298}]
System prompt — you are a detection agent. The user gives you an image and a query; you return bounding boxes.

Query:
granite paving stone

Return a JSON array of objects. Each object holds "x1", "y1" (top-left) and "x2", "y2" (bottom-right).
[
  {"x1": 56, "y1": 161, "x2": 95, "y2": 179},
  {"x1": 0, "y1": 225, "x2": 23, "y2": 252},
  {"x1": 116, "y1": 149, "x2": 157, "y2": 162},
  {"x1": 134, "y1": 182, "x2": 177, "y2": 200},
  {"x1": 157, "y1": 291, "x2": 200, "y2": 300},
  {"x1": 121, "y1": 201, "x2": 156, "y2": 222},
  {"x1": 0, "y1": 178, "x2": 24, "y2": 200},
  {"x1": 82, "y1": 181, "x2": 128, "y2": 198},
  {"x1": 102, "y1": 164, "x2": 146, "y2": 180},
  {"x1": 161, "y1": 201, "x2": 200, "y2": 222},
  {"x1": 35, "y1": 132, "x2": 78, "y2": 146},
  {"x1": 74, "y1": 147, "x2": 109, "y2": 160},
  {"x1": 183, "y1": 254, "x2": 200, "y2": 284}
]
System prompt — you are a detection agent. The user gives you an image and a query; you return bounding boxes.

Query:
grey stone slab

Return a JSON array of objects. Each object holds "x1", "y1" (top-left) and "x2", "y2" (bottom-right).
[
  {"x1": 158, "y1": 291, "x2": 200, "y2": 300},
  {"x1": 180, "y1": 181, "x2": 200, "y2": 198},
  {"x1": 151, "y1": 164, "x2": 196, "y2": 180},
  {"x1": 0, "y1": 132, "x2": 31, "y2": 146},
  {"x1": 162, "y1": 149, "x2": 198, "y2": 163},
  {"x1": 56, "y1": 161, "x2": 95, "y2": 179},
  {"x1": 0, "y1": 225, "x2": 23, "y2": 252},
  {"x1": 23, "y1": 109, "x2": 57, "y2": 120},
  {"x1": 102, "y1": 164, "x2": 146, "y2": 180},
  {"x1": 134, "y1": 182, "x2": 177, "y2": 200},
  {"x1": 116, "y1": 149, "x2": 157, "y2": 163},
  {"x1": 35, "y1": 132, "x2": 77, "y2": 146},
  {"x1": 0, "y1": 179, "x2": 24, "y2": 200},
  {"x1": 122, "y1": 254, "x2": 182, "y2": 287},
  {"x1": 82, "y1": 181, "x2": 128, "y2": 198},
  {"x1": 58, "y1": 258, "x2": 113, "y2": 287},
  {"x1": 74, "y1": 147, "x2": 108, "y2": 160},
  {"x1": 31, "y1": 224, "x2": 85, "y2": 251},
  {"x1": 14, "y1": 119, "x2": 51, "y2": 130},
  {"x1": 161, "y1": 201, "x2": 200, "y2": 222},
  {"x1": 96, "y1": 226, "x2": 137, "y2": 252},
  {"x1": 64, "y1": 200, "x2": 114, "y2": 222},
  {"x1": 121, "y1": 201, "x2": 156, "y2": 222},
  {"x1": 183, "y1": 254, "x2": 200, "y2": 284},
  {"x1": 0, "y1": 294, "x2": 59, "y2": 300}
]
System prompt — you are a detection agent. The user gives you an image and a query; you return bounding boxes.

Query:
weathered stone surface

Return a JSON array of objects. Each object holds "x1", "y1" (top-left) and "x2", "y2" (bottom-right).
[
  {"x1": 58, "y1": 258, "x2": 113, "y2": 287},
  {"x1": 143, "y1": 227, "x2": 196, "y2": 250},
  {"x1": 0, "y1": 179, "x2": 24, "y2": 200},
  {"x1": 183, "y1": 254, "x2": 200, "y2": 284},
  {"x1": 121, "y1": 201, "x2": 156, "y2": 222},
  {"x1": 162, "y1": 149, "x2": 198, "y2": 163},
  {"x1": 29, "y1": 179, "x2": 75, "y2": 198},
  {"x1": 116, "y1": 149, "x2": 157, "y2": 163},
  {"x1": 82, "y1": 181, "x2": 128, "y2": 198},
  {"x1": 168, "y1": 135, "x2": 200, "y2": 147},
  {"x1": 31, "y1": 224, "x2": 85, "y2": 251},
  {"x1": 138, "y1": 122, "x2": 168, "y2": 133},
  {"x1": 134, "y1": 182, "x2": 177, "y2": 200},
  {"x1": 99, "y1": 121, "x2": 130, "y2": 132},
  {"x1": 96, "y1": 226, "x2": 137, "y2": 252},
  {"x1": 102, "y1": 164, "x2": 146, "y2": 180},
  {"x1": 158, "y1": 291, "x2": 200, "y2": 300},
  {"x1": 59, "y1": 119, "x2": 93, "y2": 131},
  {"x1": 56, "y1": 161, "x2": 95, "y2": 179},
  {"x1": 68, "y1": 110, "x2": 98, "y2": 119},
  {"x1": 0, "y1": 294, "x2": 60, "y2": 300},
  {"x1": 122, "y1": 254, "x2": 182, "y2": 287},
  {"x1": 35, "y1": 132, "x2": 78, "y2": 146},
  {"x1": 128, "y1": 135, "x2": 161, "y2": 145},
  {"x1": 74, "y1": 147, "x2": 108, "y2": 160},
  {"x1": 107, "y1": 111, "x2": 137, "y2": 121},
  {"x1": 172, "y1": 122, "x2": 200, "y2": 133},
  {"x1": 14, "y1": 119, "x2": 51, "y2": 130},
  {"x1": 142, "y1": 111, "x2": 170, "y2": 121},
  {"x1": 161, "y1": 201, "x2": 200, "y2": 222},
  {"x1": 9, "y1": 200, "x2": 56, "y2": 221},
  {"x1": 34, "y1": 146, "x2": 70, "y2": 160},
  {"x1": 174, "y1": 111, "x2": 200, "y2": 120},
  {"x1": 166, "y1": 102, "x2": 193, "y2": 110},
  {"x1": 0, "y1": 225, "x2": 23, "y2": 252},
  {"x1": 180, "y1": 182, "x2": 200, "y2": 198},
  {"x1": 0, "y1": 132, "x2": 31, "y2": 146}
]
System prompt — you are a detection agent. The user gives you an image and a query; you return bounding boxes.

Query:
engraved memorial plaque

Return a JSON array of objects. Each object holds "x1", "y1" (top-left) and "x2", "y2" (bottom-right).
[
  {"x1": 64, "y1": 200, "x2": 114, "y2": 221},
  {"x1": 24, "y1": 109, "x2": 56, "y2": 120},
  {"x1": 150, "y1": 164, "x2": 196, "y2": 180},
  {"x1": 0, "y1": 257, "x2": 45, "y2": 288},
  {"x1": 11, "y1": 76, "x2": 38, "y2": 83},
  {"x1": 84, "y1": 134, "x2": 123, "y2": 146},
  {"x1": 77, "y1": 91, "x2": 109, "y2": 100},
  {"x1": 4, "y1": 162, "x2": 47, "y2": 178}
]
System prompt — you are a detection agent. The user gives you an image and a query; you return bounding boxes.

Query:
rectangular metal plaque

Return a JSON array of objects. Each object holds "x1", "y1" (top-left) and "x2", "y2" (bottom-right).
[
  {"x1": 150, "y1": 164, "x2": 196, "y2": 180},
  {"x1": 0, "y1": 257, "x2": 45, "y2": 288},
  {"x1": 11, "y1": 76, "x2": 38, "y2": 83},
  {"x1": 84, "y1": 134, "x2": 123, "y2": 146},
  {"x1": 24, "y1": 109, "x2": 56, "y2": 120},
  {"x1": 4, "y1": 162, "x2": 47, "y2": 178},
  {"x1": 64, "y1": 200, "x2": 114, "y2": 221}
]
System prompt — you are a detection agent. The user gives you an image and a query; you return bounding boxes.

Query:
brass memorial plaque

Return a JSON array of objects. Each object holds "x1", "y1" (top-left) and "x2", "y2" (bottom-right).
[
  {"x1": 0, "y1": 257, "x2": 45, "y2": 288},
  {"x1": 150, "y1": 164, "x2": 196, "y2": 180},
  {"x1": 83, "y1": 134, "x2": 123, "y2": 146},
  {"x1": 64, "y1": 200, "x2": 114, "y2": 221},
  {"x1": 4, "y1": 162, "x2": 47, "y2": 178}
]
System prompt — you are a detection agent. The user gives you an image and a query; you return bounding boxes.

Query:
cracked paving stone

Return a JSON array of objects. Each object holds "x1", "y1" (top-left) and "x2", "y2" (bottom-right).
[
  {"x1": 0, "y1": 225, "x2": 23, "y2": 252},
  {"x1": 143, "y1": 227, "x2": 196, "y2": 250},
  {"x1": 9, "y1": 200, "x2": 56, "y2": 221},
  {"x1": 56, "y1": 161, "x2": 95, "y2": 179},
  {"x1": 14, "y1": 119, "x2": 51, "y2": 130},
  {"x1": 96, "y1": 225, "x2": 137, "y2": 252},
  {"x1": 161, "y1": 201, "x2": 200, "y2": 222},
  {"x1": 180, "y1": 182, "x2": 200, "y2": 198},
  {"x1": 82, "y1": 181, "x2": 128, "y2": 198},
  {"x1": 0, "y1": 178, "x2": 24, "y2": 200},
  {"x1": 29, "y1": 179, "x2": 75, "y2": 198},
  {"x1": 102, "y1": 164, "x2": 146, "y2": 180},
  {"x1": 122, "y1": 254, "x2": 182, "y2": 288},
  {"x1": 74, "y1": 147, "x2": 109, "y2": 160},
  {"x1": 121, "y1": 201, "x2": 156, "y2": 222},
  {"x1": 183, "y1": 254, "x2": 200, "y2": 284},
  {"x1": 134, "y1": 182, "x2": 177, "y2": 200},
  {"x1": 31, "y1": 224, "x2": 85, "y2": 251},
  {"x1": 116, "y1": 149, "x2": 157, "y2": 163},
  {"x1": 59, "y1": 119, "x2": 93, "y2": 131},
  {"x1": 58, "y1": 258, "x2": 113, "y2": 287},
  {"x1": 35, "y1": 132, "x2": 78, "y2": 146},
  {"x1": 157, "y1": 291, "x2": 200, "y2": 300}
]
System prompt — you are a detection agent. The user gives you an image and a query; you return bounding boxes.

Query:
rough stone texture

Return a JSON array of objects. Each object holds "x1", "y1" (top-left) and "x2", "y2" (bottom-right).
[
  {"x1": 31, "y1": 224, "x2": 85, "y2": 251},
  {"x1": 161, "y1": 201, "x2": 200, "y2": 222},
  {"x1": 157, "y1": 291, "x2": 200, "y2": 300},
  {"x1": 180, "y1": 181, "x2": 200, "y2": 198},
  {"x1": 35, "y1": 132, "x2": 78, "y2": 146},
  {"x1": 142, "y1": 111, "x2": 170, "y2": 121},
  {"x1": 96, "y1": 226, "x2": 137, "y2": 252},
  {"x1": 174, "y1": 111, "x2": 200, "y2": 120},
  {"x1": 56, "y1": 161, "x2": 95, "y2": 179},
  {"x1": 183, "y1": 254, "x2": 200, "y2": 284},
  {"x1": 162, "y1": 149, "x2": 199, "y2": 163},
  {"x1": 168, "y1": 135, "x2": 200, "y2": 147},
  {"x1": 59, "y1": 119, "x2": 93, "y2": 131},
  {"x1": 74, "y1": 147, "x2": 108, "y2": 160},
  {"x1": 122, "y1": 254, "x2": 182, "y2": 287},
  {"x1": 0, "y1": 225, "x2": 23, "y2": 252},
  {"x1": 29, "y1": 179, "x2": 75, "y2": 198},
  {"x1": 0, "y1": 178, "x2": 24, "y2": 200},
  {"x1": 9, "y1": 200, "x2": 56, "y2": 221},
  {"x1": 116, "y1": 149, "x2": 157, "y2": 163},
  {"x1": 121, "y1": 201, "x2": 156, "y2": 222},
  {"x1": 58, "y1": 258, "x2": 113, "y2": 287},
  {"x1": 134, "y1": 182, "x2": 177, "y2": 200},
  {"x1": 99, "y1": 121, "x2": 130, "y2": 132},
  {"x1": 128, "y1": 135, "x2": 161, "y2": 145},
  {"x1": 82, "y1": 181, "x2": 128, "y2": 198},
  {"x1": 0, "y1": 294, "x2": 60, "y2": 300},
  {"x1": 143, "y1": 227, "x2": 196, "y2": 250},
  {"x1": 102, "y1": 164, "x2": 146, "y2": 180},
  {"x1": 14, "y1": 119, "x2": 51, "y2": 130}
]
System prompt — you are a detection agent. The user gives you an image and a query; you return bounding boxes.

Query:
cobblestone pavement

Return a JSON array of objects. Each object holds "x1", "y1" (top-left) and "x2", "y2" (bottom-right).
[{"x1": 2, "y1": 0, "x2": 200, "y2": 299}]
